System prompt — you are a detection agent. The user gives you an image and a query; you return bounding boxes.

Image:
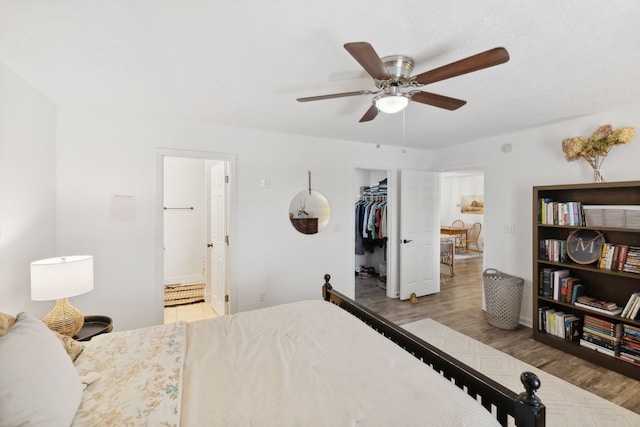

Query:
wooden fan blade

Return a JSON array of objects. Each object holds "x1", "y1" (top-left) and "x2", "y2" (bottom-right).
[
  {"x1": 359, "y1": 105, "x2": 379, "y2": 122},
  {"x1": 413, "y1": 47, "x2": 509, "y2": 86},
  {"x1": 344, "y1": 42, "x2": 392, "y2": 81},
  {"x1": 297, "y1": 90, "x2": 371, "y2": 102},
  {"x1": 410, "y1": 91, "x2": 467, "y2": 110}
]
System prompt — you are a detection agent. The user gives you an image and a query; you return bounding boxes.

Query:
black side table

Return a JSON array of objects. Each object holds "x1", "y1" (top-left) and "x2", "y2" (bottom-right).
[{"x1": 74, "y1": 315, "x2": 113, "y2": 341}]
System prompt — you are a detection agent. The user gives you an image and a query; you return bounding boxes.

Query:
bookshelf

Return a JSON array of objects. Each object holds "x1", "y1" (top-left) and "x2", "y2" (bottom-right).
[{"x1": 533, "y1": 181, "x2": 640, "y2": 380}]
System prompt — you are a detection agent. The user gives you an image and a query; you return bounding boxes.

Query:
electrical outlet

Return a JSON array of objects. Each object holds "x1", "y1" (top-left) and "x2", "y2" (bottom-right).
[{"x1": 504, "y1": 224, "x2": 515, "y2": 233}]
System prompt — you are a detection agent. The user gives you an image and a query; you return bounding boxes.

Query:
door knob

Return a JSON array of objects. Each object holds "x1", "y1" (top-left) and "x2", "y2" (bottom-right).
[
  {"x1": 402, "y1": 239, "x2": 413, "y2": 244},
  {"x1": 207, "y1": 243, "x2": 213, "y2": 248}
]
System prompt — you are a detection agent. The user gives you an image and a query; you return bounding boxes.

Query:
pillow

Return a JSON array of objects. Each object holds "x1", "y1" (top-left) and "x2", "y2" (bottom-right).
[
  {"x1": 0, "y1": 312, "x2": 83, "y2": 427},
  {"x1": 0, "y1": 312, "x2": 16, "y2": 336},
  {"x1": 53, "y1": 330, "x2": 84, "y2": 362}
]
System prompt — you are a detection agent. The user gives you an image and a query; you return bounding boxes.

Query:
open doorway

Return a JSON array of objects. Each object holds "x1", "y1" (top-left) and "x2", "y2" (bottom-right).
[
  {"x1": 354, "y1": 168, "x2": 393, "y2": 301},
  {"x1": 354, "y1": 167, "x2": 440, "y2": 303},
  {"x1": 160, "y1": 150, "x2": 233, "y2": 322},
  {"x1": 439, "y1": 169, "x2": 484, "y2": 275}
]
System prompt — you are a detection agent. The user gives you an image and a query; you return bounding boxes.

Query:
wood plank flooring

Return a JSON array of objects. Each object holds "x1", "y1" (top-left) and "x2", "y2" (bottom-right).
[
  {"x1": 355, "y1": 257, "x2": 640, "y2": 415},
  {"x1": 164, "y1": 301, "x2": 218, "y2": 324}
]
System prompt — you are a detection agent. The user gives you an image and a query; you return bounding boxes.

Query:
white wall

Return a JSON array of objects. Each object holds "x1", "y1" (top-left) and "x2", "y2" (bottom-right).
[
  {"x1": 163, "y1": 157, "x2": 206, "y2": 285},
  {"x1": 433, "y1": 105, "x2": 640, "y2": 326},
  {"x1": 53, "y1": 108, "x2": 433, "y2": 330},
  {"x1": 0, "y1": 62, "x2": 57, "y2": 317}
]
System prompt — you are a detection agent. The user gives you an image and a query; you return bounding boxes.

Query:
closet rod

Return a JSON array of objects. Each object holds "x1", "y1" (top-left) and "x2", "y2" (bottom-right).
[{"x1": 163, "y1": 207, "x2": 194, "y2": 210}]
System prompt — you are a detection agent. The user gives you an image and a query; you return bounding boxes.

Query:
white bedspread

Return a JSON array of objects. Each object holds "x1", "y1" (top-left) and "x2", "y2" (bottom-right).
[{"x1": 181, "y1": 300, "x2": 500, "y2": 426}]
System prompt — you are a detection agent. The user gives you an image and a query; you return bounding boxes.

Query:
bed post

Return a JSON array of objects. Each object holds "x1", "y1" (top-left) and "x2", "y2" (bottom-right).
[
  {"x1": 322, "y1": 274, "x2": 332, "y2": 301},
  {"x1": 514, "y1": 372, "x2": 545, "y2": 427}
]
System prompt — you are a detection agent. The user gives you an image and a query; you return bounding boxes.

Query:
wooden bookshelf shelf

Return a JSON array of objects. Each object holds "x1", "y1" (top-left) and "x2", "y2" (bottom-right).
[{"x1": 533, "y1": 181, "x2": 640, "y2": 381}]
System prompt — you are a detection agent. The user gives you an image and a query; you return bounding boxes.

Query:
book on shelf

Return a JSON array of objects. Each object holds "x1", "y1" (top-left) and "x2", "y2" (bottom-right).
[
  {"x1": 583, "y1": 323, "x2": 622, "y2": 338},
  {"x1": 564, "y1": 315, "x2": 581, "y2": 341},
  {"x1": 624, "y1": 331, "x2": 640, "y2": 343},
  {"x1": 578, "y1": 296, "x2": 618, "y2": 310},
  {"x1": 537, "y1": 307, "x2": 582, "y2": 340},
  {"x1": 615, "y1": 354, "x2": 640, "y2": 366},
  {"x1": 538, "y1": 306, "x2": 552, "y2": 332},
  {"x1": 538, "y1": 199, "x2": 584, "y2": 226},
  {"x1": 575, "y1": 295, "x2": 622, "y2": 315},
  {"x1": 622, "y1": 245, "x2": 640, "y2": 274},
  {"x1": 582, "y1": 332, "x2": 620, "y2": 350},
  {"x1": 574, "y1": 302, "x2": 622, "y2": 315},
  {"x1": 629, "y1": 295, "x2": 640, "y2": 320},
  {"x1": 571, "y1": 283, "x2": 585, "y2": 304},
  {"x1": 621, "y1": 292, "x2": 640, "y2": 319},
  {"x1": 617, "y1": 245, "x2": 629, "y2": 271},
  {"x1": 621, "y1": 339, "x2": 640, "y2": 353},
  {"x1": 623, "y1": 343, "x2": 640, "y2": 357},
  {"x1": 541, "y1": 268, "x2": 554, "y2": 298},
  {"x1": 579, "y1": 339, "x2": 618, "y2": 357},
  {"x1": 539, "y1": 239, "x2": 567, "y2": 262},
  {"x1": 622, "y1": 330, "x2": 640, "y2": 359},
  {"x1": 584, "y1": 314, "x2": 622, "y2": 331},
  {"x1": 623, "y1": 323, "x2": 640, "y2": 336},
  {"x1": 559, "y1": 276, "x2": 580, "y2": 303},
  {"x1": 550, "y1": 311, "x2": 564, "y2": 337},
  {"x1": 620, "y1": 346, "x2": 640, "y2": 360},
  {"x1": 598, "y1": 243, "x2": 631, "y2": 271},
  {"x1": 552, "y1": 269, "x2": 570, "y2": 301}
]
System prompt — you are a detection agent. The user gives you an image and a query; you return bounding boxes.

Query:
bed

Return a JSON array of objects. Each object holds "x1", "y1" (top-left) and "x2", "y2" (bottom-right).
[{"x1": 0, "y1": 275, "x2": 544, "y2": 427}]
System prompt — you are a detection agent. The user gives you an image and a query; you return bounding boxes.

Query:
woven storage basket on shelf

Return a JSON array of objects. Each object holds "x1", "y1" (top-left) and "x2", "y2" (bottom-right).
[{"x1": 483, "y1": 268, "x2": 524, "y2": 330}]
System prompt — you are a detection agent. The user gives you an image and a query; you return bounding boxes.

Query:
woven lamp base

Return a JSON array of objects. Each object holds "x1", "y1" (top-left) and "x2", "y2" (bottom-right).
[{"x1": 42, "y1": 298, "x2": 85, "y2": 336}]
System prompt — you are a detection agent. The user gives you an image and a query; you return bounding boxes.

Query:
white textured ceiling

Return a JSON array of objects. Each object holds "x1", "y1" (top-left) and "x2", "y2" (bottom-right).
[{"x1": 1, "y1": 1, "x2": 639, "y2": 150}]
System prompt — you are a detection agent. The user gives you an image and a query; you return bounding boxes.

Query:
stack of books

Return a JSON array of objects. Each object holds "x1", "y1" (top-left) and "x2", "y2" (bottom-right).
[
  {"x1": 538, "y1": 267, "x2": 583, "y2": 302},
  {"x1": 538, "y1": 199, "x2": 584, "y2": 226},
  {"x1": 574, "y1": 295, "x2": 622, "y2": 315},
  {"x1": 618, "y1": 324, "x2": 640, "y2": 365},
  {"x1": 622, "y1": 246, "x2": 640, "y2": 274},
  {"x1": 580, "y1": 314, "x2": 622, "y2": 357},
  {"x1": 620, "y1": 292, "x2": 640, "y2": 320},
  {"x1": 539, "y1": 239, "x2": 567, "y2": 262},
  {"x1": 598, "y1": 243, "x2": 629, "y2": 271},
  {"x1": 537, "y1": 306, "x2": 581, "y2": 340}
]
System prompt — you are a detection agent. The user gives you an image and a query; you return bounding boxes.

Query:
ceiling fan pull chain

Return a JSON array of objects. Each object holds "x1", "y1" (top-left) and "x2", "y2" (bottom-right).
[{"x1": 402, "y1": 109, "x2": 407, "y2": 154}]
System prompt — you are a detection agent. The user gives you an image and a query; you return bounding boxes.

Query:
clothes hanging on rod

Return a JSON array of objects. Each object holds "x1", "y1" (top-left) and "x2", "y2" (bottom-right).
[{"x1": 355, "y1": 181, "x2": 387, "y2": 255}]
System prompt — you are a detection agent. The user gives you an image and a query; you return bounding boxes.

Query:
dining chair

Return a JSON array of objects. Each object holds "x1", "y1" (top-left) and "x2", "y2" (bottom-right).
[
  {"x1": 440, "y1": 238, "x2": 454, "y2": 276},
  {"x1": 451, "y1": 219, "x2": 465, "y2": 250},
  {"x1": 462, "y1": 222, "x2": 482, "y2": 253}
]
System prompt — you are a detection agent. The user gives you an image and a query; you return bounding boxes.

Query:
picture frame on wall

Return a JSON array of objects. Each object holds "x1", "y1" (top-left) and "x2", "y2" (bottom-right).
[{"x1": 461, "y1": 195, "x2": 484, "y2": 214}]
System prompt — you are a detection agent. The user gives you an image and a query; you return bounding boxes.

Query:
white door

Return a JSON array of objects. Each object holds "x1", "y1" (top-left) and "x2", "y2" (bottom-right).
[
  {"x1": 399, "y1": 169, "x2": 439, "y2": 300},
  {"x1": 208, "y1": 161, "x2": 228, "y2": 315}
]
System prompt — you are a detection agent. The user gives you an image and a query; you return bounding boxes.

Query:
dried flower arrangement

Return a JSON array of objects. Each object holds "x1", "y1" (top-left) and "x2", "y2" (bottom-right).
[{"x1": 561, "y1": 124, "x2": 635, "y2": 182}]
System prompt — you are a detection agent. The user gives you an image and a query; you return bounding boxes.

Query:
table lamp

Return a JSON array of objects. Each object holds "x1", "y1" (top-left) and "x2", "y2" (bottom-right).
[{"x1": 30, "y1": 255, "x2": 94, "y2": 336}]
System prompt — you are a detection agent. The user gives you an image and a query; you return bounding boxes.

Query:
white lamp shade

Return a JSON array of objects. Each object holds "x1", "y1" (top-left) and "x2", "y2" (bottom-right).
[
  {"x1": 375, "y1": 94, "x2": 410, "y2": 114},
  {"x1": 31, "y1": 255, "x2": 94, "y2": 301}
]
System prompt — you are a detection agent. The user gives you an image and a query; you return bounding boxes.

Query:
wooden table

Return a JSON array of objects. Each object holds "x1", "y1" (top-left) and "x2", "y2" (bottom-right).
[{"x1": 440, "y1": 226, "x2": 470, "y2": 251}]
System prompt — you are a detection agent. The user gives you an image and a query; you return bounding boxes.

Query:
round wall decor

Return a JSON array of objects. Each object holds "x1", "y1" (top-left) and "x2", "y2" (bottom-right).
[{"x1": 566, "y1": 229, "x2": 605, "y2": 264}]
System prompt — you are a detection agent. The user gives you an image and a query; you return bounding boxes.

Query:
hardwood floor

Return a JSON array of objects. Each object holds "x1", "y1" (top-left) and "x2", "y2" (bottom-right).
[
  {"x1": 164, "y1": 301, "x2": 218, "y2": 324},
  {"x1": 355, "y1": 257, "x2": 640, "y2": 415}
]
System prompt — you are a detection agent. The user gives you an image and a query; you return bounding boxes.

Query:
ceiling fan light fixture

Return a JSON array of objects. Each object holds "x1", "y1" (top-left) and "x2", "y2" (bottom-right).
[{"x1": 374, "y1": 93, "x2": 410, "y2": 114}]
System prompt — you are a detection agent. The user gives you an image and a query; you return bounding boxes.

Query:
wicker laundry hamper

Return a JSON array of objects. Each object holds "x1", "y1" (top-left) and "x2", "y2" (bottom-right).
[{"x1": 483, "y1": 268, "x2": 524, "y2": 330}]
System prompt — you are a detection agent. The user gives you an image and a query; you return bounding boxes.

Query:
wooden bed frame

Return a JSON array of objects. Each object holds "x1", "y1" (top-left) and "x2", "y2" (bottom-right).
[{"x1": 322, "y1": 274, "x2": 545, "y2": 427}]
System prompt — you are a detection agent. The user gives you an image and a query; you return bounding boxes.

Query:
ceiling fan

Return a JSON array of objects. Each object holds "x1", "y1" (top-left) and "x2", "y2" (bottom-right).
[{"x1": 296, "y1": 42, "x2": 509, "y2": 122}]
